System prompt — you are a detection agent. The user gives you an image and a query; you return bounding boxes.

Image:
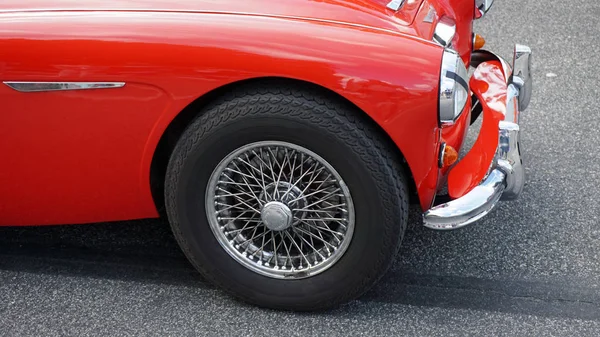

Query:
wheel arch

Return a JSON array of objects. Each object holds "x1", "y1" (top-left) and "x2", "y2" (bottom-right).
[{"x1": 149, "y1": 76, "x2": 419, "y2": 214}]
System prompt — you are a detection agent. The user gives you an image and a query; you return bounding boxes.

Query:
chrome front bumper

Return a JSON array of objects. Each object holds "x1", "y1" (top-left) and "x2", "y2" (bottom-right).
[{"x1": 422, "y1": 44, "x2": 532, "y2": 230}]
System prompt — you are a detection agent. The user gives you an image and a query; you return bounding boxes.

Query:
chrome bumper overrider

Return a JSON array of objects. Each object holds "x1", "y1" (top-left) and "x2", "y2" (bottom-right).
[{"x1": 423, "y1": 44, "x2": 532, "y2": 230}]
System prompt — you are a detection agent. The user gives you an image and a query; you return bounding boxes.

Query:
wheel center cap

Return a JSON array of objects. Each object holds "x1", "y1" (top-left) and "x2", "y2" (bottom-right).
[{"x1": 261, "y1": 201, "x2": 293, "y2": 231}]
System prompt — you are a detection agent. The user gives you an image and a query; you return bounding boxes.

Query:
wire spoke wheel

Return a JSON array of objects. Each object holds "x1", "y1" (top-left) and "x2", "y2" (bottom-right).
[
  {"x1": 166, "y1": 87, "x2": 409, "y2": 310},
  {"x1": 206, "y1": 141, "x2": 355, "y2": 279}
]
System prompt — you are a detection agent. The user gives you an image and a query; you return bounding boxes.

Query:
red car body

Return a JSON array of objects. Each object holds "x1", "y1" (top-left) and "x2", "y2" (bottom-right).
[
  {"x1": 0, "y1": 0, "x2": 476, "y2": 226},
  {"x1": 0, "y1": 0, "x2": 533, "y2": 311}
]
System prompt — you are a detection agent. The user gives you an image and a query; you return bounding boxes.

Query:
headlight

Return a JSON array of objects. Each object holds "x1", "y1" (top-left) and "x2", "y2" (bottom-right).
[
  {"x1": 475, "y1": 0, "x2": 495, "y2": 19},
  {"x1": 439, "y1": 50, "x2": 469, "y2": 125}
]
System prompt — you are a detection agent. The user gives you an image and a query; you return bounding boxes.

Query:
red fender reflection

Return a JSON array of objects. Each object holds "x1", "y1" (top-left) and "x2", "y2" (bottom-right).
[{"x1": 447, "y1": 61, "x2": 507, "y2": 199}]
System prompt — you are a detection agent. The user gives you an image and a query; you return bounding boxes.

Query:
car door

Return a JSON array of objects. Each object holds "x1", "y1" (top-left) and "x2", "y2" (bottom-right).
[{"x1": 0, "y1": 10, "x2": 172, "y2": 225}]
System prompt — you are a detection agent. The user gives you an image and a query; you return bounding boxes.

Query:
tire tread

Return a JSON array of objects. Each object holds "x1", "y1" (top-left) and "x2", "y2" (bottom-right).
[{"x1": 165, "y1": 83, "x2": 409, "y2": 311}]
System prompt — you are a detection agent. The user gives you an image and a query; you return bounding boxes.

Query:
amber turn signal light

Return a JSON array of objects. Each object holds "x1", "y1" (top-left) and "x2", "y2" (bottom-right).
[
  {"x1": 473, "y1": 34, "x2": 486, "y2": 50},
  {"x1": 441, "y1": 144, "x2": 459, "y2": 168}
]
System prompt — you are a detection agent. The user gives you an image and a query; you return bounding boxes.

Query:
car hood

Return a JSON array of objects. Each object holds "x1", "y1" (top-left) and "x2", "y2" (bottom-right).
[{"x1": 0, "y1": 0, "x2": 425, "y2": 36}]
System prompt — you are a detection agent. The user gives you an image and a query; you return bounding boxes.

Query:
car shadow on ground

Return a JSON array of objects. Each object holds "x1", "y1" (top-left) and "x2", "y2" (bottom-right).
[{"x1": 0, "y1": 208, "x2": 598, "y2": 321}]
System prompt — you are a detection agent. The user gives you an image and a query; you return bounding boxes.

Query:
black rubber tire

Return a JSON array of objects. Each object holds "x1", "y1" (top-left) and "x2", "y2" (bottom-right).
[{"x1": 164, "y1": 83, "x2": 409, "y2": 311}]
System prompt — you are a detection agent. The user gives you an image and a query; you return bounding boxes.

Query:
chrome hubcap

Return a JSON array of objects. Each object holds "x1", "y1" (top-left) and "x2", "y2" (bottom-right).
[
  {"x1": 206, "y1": 141, "x2": 355, "y2": 279},
  {"x1": 261, "y1": 201, "x2": 293, "y2": 231}
]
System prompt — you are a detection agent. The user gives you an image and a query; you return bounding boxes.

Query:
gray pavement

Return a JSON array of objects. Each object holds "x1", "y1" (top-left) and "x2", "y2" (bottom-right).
[{"x1": 2, "y1": 0, "x2": 600, "y2": 335}]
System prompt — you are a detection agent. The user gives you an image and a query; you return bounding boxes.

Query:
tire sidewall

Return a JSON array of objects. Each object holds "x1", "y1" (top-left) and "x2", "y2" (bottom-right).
[{"x1": 166, "y1": 100, "x2": 406, "y2": 309}]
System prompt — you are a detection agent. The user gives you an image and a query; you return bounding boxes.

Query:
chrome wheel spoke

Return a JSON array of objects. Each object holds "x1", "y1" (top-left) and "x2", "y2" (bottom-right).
[
  {"x1": 283, "y1": 164, "x2": 324, "y2": 203},
  {"x1": 303, "y1": 217, "x2": 346, "y2": 221},
  {"x1": 265, "y1": 148, "x2": 281, "y2": 199},
  {"x1": 279, "y1": 162, "x2": 319, "y2": 201},
  {"x1": 215, "y1": 200, "x2": 256, "y2": 213},
  {"x1": 300, "y1": 219, "x2": 344, "y2": 243},
  {"x1": 218, "y1": 217, "x2": 261, "y2": 221},
  {"x1": 294, "y1": 186, "x2": 340, "y2": 203},
  {"x1": 206, "y1": 141, "x2": 355, "y2": 279},
  {"x1": 293, "y1": 225, "x2": 337, "y2": 250},
  {"x1": 293, "y1": 205, "x2": 347, "y2": 213},
  {"x1": 281, "y1": 232, "x2": 293, "y2": 270},
  {"x1": 250, "y1": 149, "x2": 277, "y2": 185},
  {"x1": 230, "y1": 162, "x2": 266, "y2": 206},
  {"x1": 252, "y1": 230, "x2": 272, "y2": 260},
  {"x1": 292, "y1": 228, "x2": 326, "y2": 261},
  {"x1": 217, "y1": 179, "x2": 262, "y2": 190},
  {"x1": 216, "y1": 189, "x2": 258, "y2": 200},
  {"x1": 226, "y1": 225, "x2": 258, "y2": 236},
  {"x1": 285, "y1": 231, "x2": 310, "y2": 269},
  {"x1": 239, "y1": 227, "x2": 269, "y2": 247},
  {"x1": 270, "y1": 231, "x2": 282, "y2": 267}
]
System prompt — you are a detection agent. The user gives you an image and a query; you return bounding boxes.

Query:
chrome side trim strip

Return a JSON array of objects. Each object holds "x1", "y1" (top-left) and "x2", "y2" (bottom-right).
[
  {"x1": 3, "y1": 82, "x2": 125, "y2": 93},
  {"x1": 386, "y1": 0, "x2": 406, "y2": 11},
  {"x1": 423, "y1": 6, "x2": 437, "y2": 23},
  {"x1": 433, "y1": 16, "x2": 457, "y2": 47}
]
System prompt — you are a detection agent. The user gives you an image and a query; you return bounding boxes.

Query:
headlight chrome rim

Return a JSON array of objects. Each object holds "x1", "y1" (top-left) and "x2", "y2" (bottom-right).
[{"x1": 439, "y1": 49, "x2": 469, "y2": 125}]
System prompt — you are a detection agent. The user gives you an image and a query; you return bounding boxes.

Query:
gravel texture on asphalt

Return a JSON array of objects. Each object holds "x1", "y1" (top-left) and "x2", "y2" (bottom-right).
[{"x1": 2, "y1": 0, "x2": 600, "y2": 335}]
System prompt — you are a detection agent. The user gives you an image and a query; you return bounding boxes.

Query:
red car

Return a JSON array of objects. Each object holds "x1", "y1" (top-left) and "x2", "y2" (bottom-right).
[{"x1": 0, "y1": 0, "x2": 532, "y2": 310}]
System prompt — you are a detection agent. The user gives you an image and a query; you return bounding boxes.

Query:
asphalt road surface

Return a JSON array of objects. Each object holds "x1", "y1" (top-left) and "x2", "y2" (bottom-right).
[{"x1": 2, "y1": 0, "x2": 600, "y2": 336}]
